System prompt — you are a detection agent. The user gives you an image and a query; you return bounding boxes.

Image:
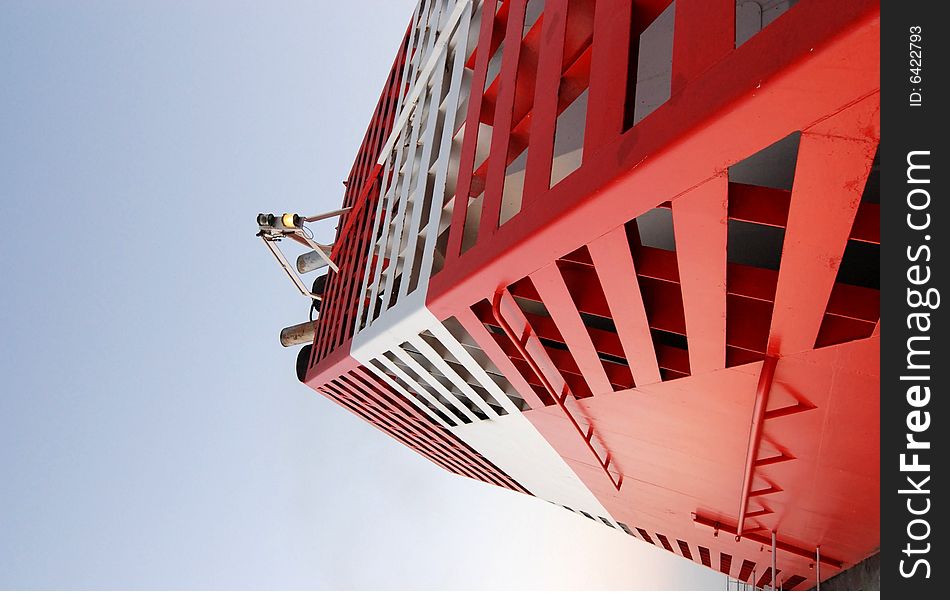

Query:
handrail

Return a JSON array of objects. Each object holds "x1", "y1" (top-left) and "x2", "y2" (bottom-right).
[
  {"x1": 491, "y1": 289, "x2": 623, "y2": 491},
  {"x1": 736, "y1": 354, "x2": 779, "y2": 539},
  {"x1": 330, "y1": 163, "x2": 383, "y2": 264},
  {"x1": 374, "y1": 0, "x2": 473, "y2": 166}
]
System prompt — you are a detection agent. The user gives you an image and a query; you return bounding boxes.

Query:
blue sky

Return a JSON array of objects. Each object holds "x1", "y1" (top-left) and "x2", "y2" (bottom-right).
[{"x1": 0, "y1": 0, "x2": 724, "y2": 589}]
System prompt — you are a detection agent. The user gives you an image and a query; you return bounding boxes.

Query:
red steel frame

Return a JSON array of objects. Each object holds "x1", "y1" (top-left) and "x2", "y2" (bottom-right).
[
  {"x1": 428, "y1": 0, "x2": 878, "y2": 309},
  {"x1": 302, "y1": 0, "x2": 881, "y2": 589}
]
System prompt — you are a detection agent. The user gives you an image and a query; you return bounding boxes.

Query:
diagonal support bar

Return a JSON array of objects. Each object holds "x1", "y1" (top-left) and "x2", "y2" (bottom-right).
[
  {"x1": 736, "y1": 354, "x2": 778, "y2": 539},
  {"x1": 262, "y1": 237, "x2": 324, "y2": 301}
]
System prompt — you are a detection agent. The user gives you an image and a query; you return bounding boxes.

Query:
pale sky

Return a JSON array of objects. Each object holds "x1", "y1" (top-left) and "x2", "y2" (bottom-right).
[{"x1": 0, "y1": 0, "x2": 724, "y2": 590}]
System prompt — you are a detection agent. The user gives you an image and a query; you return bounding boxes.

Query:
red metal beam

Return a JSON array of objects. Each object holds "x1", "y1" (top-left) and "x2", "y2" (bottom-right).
[
  {"x1": 584, "y1": 0, "x2": 632, "y2": 150},
  {"x1": 588, "y1": 226, "x2": 662, "y2": 386},
  {"x1": 427, "y1": 1, "x2": 880, "y2": 320},
  {"x1": 672, "y1": 175, "x2": 728, "y2": 374},
  {"x1": 444, "y1": 0, "x2": 501, "y2": 263},
  {"x1": 670, "y1": 0, "x2": 733, "y2": 93},
  {"x1": 479, "y1": 0, "x2": 529, "y2": 241},
  {"x1": 523, "y1": 0, "x2": 569, "y2": 202},
  {"x1": 530, "y1": 263, "x2": 614, "y2": 395},
  {"x1": 766, "y1": 95, "x2": 879, "y2": 356}
]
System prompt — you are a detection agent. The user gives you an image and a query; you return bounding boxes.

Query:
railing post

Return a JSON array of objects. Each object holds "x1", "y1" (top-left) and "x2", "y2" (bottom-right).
[
  {"x1": 584, "y1": 0, "x2": 633, "y2": 152},
  {"x1": 671, "y1": 0, "x2": 734, "y2": 94},
  {"x1": 771, "y1": 530, "x2": 777, "y2": 591}
]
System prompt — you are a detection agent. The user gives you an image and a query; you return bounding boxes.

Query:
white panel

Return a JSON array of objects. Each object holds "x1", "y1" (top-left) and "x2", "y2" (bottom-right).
[
  {"x1": 376, "y1": 0, "x2": 475, "y2": 164},
  {"x1": 550, "y1": 90, "x2": 588, "y2": 187},
  {"x1": 381, "y1": 0, "x2": 446, "y2": 308},
  {"x1": 451, "y1": 413, "x2": 617, "y2": 523},
  {"x1": 631, "y1": 2, "x2": 675, "y2": 126},
  {"x1": 396, "y1": 35, "x2": 449, "y2": 300}
]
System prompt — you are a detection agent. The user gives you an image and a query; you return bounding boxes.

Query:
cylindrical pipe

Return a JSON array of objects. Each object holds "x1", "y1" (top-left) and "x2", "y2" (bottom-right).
[
  {"x1": 304, "y1": 206, "x2": 350, "y2": 222},
  {"x1": 816, "y1": 546, "x2": 821, "y2": 591},
  {"x1": 772, "y1": 530, "x2": 778, "y2": 591},
  {"x1": 736, "y1": 354, "x2": 779, "y2": 539},
  {"x1": 297, "y1": 250, "x2": 329, "y2": 274},
  {"x1": 280, "y1": 320, "x2": 317, "y2": 347}
]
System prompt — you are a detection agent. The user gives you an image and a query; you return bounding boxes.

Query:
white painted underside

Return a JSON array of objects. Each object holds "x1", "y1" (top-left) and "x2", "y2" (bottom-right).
[
  {"x1": 351, "y1": 305, "x2": 617, "y2": 525},
  {"x1": 451, "y1": 411, "x2": 616, "y2": 521}
]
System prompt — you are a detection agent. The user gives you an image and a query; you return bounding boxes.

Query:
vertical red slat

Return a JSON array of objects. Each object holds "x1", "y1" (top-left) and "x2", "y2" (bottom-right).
[
  {"x1": 523, "y1": 0, "x2": 569, "y2": 203},
  {"x1": 318, "y1": 187, "x2": 358, "y2": 359},
  {"x1": 583, "y1": 0, "x2": 632, "y2": 152},
  {"x1": 341, "y1": 179, "x2": 381, "y2": 338},
  {"x1": 337, "y1": 211, "x2": 365, "y2": 340},
  {"x1": 587, "y1": 226, "x2": 662, "y2": 386},
  {"x1": 672, "y1": 174, "x2": 728, "y2": 373},
  {"x1": 671, "y1": 0, "x2": 734, "y2": 93},
  {"x1": 478, "y1": 0, "x2": 529, "y2": 245},
  {"x1": 327, "y1": 213, "x2": 357, "y2": 352},
  {"x1": 444, "y1": 0, "x2": 501, "y2": 264},
  {"x1": 327, "y1": 236, "x2": 353, "y2": 353},
  {"x1": 530, "y1": 263, "x2": 613, "y2": 395}
]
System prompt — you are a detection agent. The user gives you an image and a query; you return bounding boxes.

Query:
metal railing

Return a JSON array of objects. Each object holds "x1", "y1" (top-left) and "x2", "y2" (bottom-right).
[{"x1": 491, "y1": 288, "x2": 623, "y2": 491}]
